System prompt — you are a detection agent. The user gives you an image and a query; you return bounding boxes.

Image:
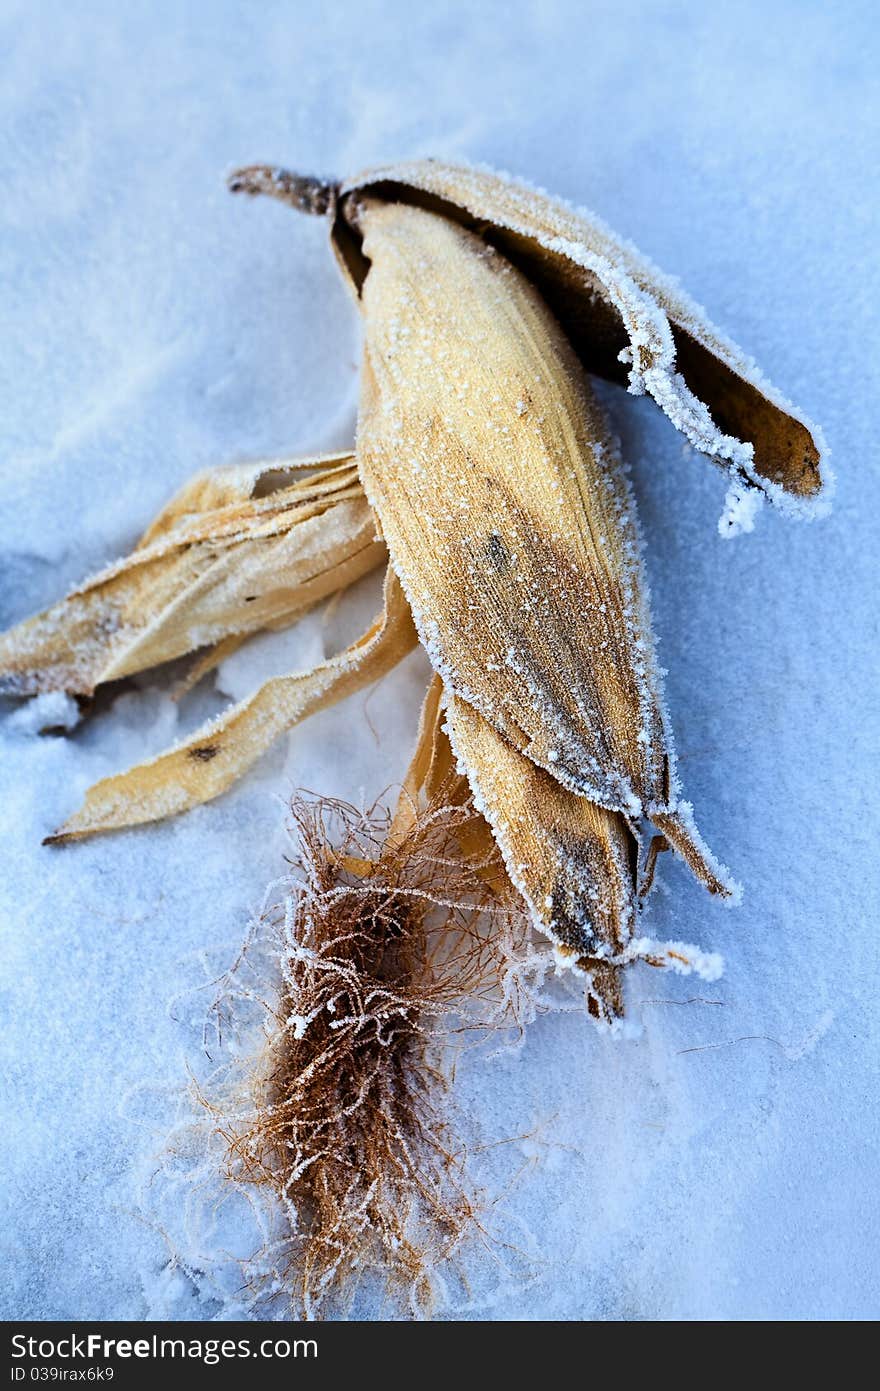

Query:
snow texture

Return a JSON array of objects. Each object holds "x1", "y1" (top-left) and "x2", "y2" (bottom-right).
[{"x1": 1, "y1": 0, "x2": 878, "y2": 1321}]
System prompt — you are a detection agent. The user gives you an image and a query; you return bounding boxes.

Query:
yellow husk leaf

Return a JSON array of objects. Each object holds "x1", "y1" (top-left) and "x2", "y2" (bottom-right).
[
  {"x1": 444, "y1": 693, "x2": 630, "y2": 1016},
  {"x1": 48, "y1": 565, "x2": 416, "y2": 841},
  {"x1": 388, "y1": 673, "x2": 499, "y2": 889},
  {"x1": 335, "y1": 160, "x2": 828, "y2": 515},
  {"x1": 0, "y1": 453, "x2": 384, "y2": 698},
  {"x1": 388, "y1": 678, "x2": 634, "y2": 1018},
  {"x1": 231, "y1": 159, "x2": 830, "y2": 517},
  {"x1": 392, "y1": 677, "x2": 630, "y2": 1017},
  {"x1": 137, "y1": 451, "x2": 354, "y2": 544},
  {"x1": 389, "y1": 673, "x2": 460, "y2": 843}
]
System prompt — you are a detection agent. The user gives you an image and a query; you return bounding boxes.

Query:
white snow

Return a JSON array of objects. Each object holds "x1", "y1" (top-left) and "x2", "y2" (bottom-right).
[
  {"x1": 718, "y1": 479, "x2": 764, "y2": 538},
  {"x1": 2, "y1": 0, "x2": 879, "y2": 1322},
  {"x1": 7, "y1": 690, "x2": 81, "y2": 734}
]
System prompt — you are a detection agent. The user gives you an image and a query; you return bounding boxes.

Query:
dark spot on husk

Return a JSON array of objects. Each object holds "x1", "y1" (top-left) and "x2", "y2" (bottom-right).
[
  {"x1": 484, "y1": 532, "x2": 510, "y2": 573},
  {"x1": 549, "y1": 880, "x2": 596, "y2": 954},
  {"x1": 190, "y1": 744, "x2": 220, "y2": 762}
]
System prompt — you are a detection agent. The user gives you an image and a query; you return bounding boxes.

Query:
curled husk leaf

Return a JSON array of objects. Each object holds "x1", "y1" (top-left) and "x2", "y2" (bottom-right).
[
  {"x1": 0, "y1": 453, "x2": 384, "y2": 698},
  {"x1": 48, "y1": 565, "x2": 416, "y2": 841},
  {"x1": 234, "y1": 157, "x2": 831, "y2": 531}
]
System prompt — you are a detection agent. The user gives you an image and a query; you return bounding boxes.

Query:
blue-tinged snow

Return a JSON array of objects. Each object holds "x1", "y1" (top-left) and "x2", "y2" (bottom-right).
[{"x1": 1, "y1": 0, "x2": 878, "y2": 1321}]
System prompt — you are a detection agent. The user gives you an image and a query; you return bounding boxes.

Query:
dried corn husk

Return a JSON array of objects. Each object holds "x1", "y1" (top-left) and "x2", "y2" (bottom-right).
[
  {"x1": 48, "y1": 566, "x2": 416, "y2": 841},
  {"x1": 0, "y1": 453, "x2": 384, "y2": 697},
  {"x1": 393, "y1": 678, "x2": 719, "y2": 1020},
  {"x1": 388, "y1": 673, "x2": 499, "y2": 889},
  {"x1": 233, "y1": 158, "x2": 831, "y2": 530}
]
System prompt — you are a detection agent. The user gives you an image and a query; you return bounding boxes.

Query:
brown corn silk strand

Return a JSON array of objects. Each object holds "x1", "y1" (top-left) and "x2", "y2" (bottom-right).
[{"x1": 212, "y1": 786, "x2": 544, "y2": 1319}]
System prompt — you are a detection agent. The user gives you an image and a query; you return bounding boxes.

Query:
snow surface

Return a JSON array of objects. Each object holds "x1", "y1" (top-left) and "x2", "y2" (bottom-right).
[{"x1": 2, "y1": 0, "x2": 879, "y2": 1321}]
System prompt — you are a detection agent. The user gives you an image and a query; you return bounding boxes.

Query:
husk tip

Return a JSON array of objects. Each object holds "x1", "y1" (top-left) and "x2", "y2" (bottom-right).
[{"x1": 227, "y1": 163, "x2": 337, "y2": 217}]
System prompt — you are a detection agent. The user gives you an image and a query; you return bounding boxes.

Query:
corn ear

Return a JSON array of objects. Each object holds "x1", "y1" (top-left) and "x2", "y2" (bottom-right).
[
  {"x1": 357, "y1": 203, "x2": 694, "y2": 816},
  {"x1": 349, "y1": 198, "x2": 737, "y2": 968}
]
